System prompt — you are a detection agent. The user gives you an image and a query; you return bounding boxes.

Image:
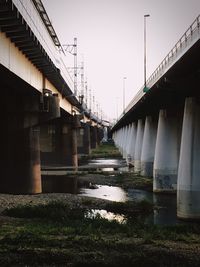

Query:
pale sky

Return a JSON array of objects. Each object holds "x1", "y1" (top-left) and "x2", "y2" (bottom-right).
[{"x1": 42, "y1": 0, "x2": 200, "y2": 122}]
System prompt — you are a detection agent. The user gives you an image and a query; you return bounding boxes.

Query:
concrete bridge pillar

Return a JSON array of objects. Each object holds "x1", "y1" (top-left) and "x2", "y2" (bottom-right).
[
  {"x1": 117, "y1": 127, "x2": 123, "y2": 155},
  {"x1": 2, "y1": 125, "x2": 42, "y2": 194},
  {"x1": 141, "y1": 116, "x2": 157, "y2": 177},
  {"x1": 97, "y1": 127, "x2": 104, "y2": 145},
  {"x1": 59, "y1": 115, "x2": 81, "y2": 169},
  {"x1": 60, "y1": 123, "x2": 73, "y2": 166},
  {"x1": 123, "y1": 125, "x2": 130, "y2": 159},
  {"x1": 77, "y1": 123, "x2": 91, "y2": 155},
  {"x1": 153, "y1": 109, "x2": 181, "y2": 193},
  {"x1": 125, "y1": 124, "x2": 132, "y2": 162},
  {"x1": 119, "y1": 127, "x2": 125, "y2": 154},
  {"x1": 21, "y1": 126, "x2": 42, "y2": 193},
  {"x1": 90, "y1": 126, "x2": 98, "y2": 149},
  {"x1": 113, "y1": 129, "x2": 122, "y2": 151},
  {"x1": 126, "y1": 122, "x2": 137, "y2": 165},
  {"x1": 177, "y1": 97, "x2": 200, "y2": 220},
  {"x1": 72, "y1": 129, "x2": 78, "y2": 169},
  {"x1": 134, "y1": 119, "x2": 144, "y2": 173}
]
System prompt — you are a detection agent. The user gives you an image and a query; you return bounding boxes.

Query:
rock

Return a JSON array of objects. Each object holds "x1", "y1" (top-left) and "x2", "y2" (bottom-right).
[{"x1": 89, "y1": 183, "x2": 98, "y2": 189}]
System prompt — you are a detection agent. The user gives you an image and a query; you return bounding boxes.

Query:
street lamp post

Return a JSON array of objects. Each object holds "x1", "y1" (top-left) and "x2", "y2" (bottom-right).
[
  {"x1": 143, "y1": 14, "x2": 150, "y2": 93},
  {"x1": 123, "y1": 77, "x2": 127, "y2": 114},
  {"x1": 116, "y1": 97, "x2": 119, "y2": 120}
]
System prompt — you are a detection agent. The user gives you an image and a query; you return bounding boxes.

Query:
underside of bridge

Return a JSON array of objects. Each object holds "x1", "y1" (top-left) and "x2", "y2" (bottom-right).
[
  {"x1": 113, "y1": 37, "x2": 200, "y2": 130},
  {"x1": 0, "y1": 1, "x2": 105, "y2": 194}
]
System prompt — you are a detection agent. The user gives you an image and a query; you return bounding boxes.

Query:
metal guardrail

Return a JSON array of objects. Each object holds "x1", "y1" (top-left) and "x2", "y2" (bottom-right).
[
  {"x1": 117, "y1": 15, "x2": 200, "y2": 122},
  {"x1": 146, "y1": 14, "x2": 200, "y2": 88}
]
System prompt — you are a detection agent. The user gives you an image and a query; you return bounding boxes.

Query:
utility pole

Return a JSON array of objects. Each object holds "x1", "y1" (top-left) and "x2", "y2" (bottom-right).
[
  {"x1": 123, "y1": 77, "x2": 127, "y2": 114},
  {"x1": 143, "y1": 15, "x2": 150, "y2": 92},
  {"x1": 85, "y1": 79, "x2": 88, "y2": 107},
  {"x1": 63, "y1": 37, "x2": 77, "y2": 96},
  {"x1": 73, "y1": 37, "x2": 77, "y2": 96}
]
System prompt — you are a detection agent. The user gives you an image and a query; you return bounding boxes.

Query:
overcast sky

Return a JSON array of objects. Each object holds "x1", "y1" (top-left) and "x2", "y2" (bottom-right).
[{"x1": 42, "y1": 0, "x2": 200, "y2": 121}]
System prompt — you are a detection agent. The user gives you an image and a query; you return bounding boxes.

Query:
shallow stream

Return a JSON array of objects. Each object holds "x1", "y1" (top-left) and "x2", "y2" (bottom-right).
[
  {"x1": 80, "y1": 185, "x2": 178, "y2": 225},
  {"x1": 79, "y1": 158, "x2": 179, "y2": 225}
]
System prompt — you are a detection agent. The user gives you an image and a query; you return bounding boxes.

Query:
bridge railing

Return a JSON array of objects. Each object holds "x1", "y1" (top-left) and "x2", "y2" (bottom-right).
[
  {"x1": 119, "y1": 15, "x2": 200, "y2": 121},
  {"x1": 147, "y1": 15, "x2": 200, "y2": 88}
]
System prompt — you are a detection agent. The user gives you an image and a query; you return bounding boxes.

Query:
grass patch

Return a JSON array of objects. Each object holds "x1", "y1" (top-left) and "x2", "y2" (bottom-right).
[
  {"x1": 3, "y1": 201, "x2": 86, "y2": 223},
  {"x1": 90, "y1": 143, "x2": 122, "y2": 158},
  {"x1": 115, "y1": 172, "x2": 153, "y2": 191},
  {"x1": 105, "y1": 200, "x2": 153, "y2": 219},
  {"x1": 1, "y1": 201, "x2": 200, "y2": 266}
]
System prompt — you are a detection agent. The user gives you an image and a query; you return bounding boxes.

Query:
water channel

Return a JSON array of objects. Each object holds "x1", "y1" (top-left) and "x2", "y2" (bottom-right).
[{"x1": 78, "y1": 158, "x2": 180, "y2": 225}]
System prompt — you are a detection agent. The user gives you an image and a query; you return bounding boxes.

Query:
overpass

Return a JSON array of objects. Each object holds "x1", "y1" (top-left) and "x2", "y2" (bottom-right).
[
  {"x1": 112, "y1": 15, "x2": 200, "y2": 220},
  {"x1": 0, "y1": 0, "x2": 105, "y2": 194}
]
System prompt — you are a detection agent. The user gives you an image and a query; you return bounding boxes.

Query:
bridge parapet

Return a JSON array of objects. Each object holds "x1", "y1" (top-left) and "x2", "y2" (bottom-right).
[
  {"x1": 119, "y1": 15, "x2": 200, "y2": 122},
  {"x1": 147, "y1": 15, "x2": 200, "y2": 89}
]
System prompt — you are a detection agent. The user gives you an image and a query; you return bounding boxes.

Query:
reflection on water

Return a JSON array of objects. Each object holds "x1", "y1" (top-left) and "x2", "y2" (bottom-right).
[
  {"x1": 79, "y1": 157, "x2": 181, "y2": 225},
  {"x1": 80, "y1": 185, "x2": 180, "y2": 225},
  {"x1": 101, "y1": 168, "x2": 114, "y2": 172},
  {"x1": 87, "y1": 158, "x2": 128, "y2": 172},
  {"x1": 87, "y1": 209, "x2": 125, "y2": 223},
  {"x1": 80, "y1": 185, "x2": 128, "y2": 202},
  {"x1": 127, "y1": 188, "x2": 153, "y2": 202},
  {"x1": 88, "y1": 159, "x2": 126, "y2": 165},
  {"x1": 153, "y1": 194, "x2": 177, "y2": 225}
]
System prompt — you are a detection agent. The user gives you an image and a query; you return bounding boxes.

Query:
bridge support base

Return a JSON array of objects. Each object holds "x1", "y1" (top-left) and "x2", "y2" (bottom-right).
[
  {"x1": 77, "y1": 123, "x2": 91, "y2": 156},
  {"x1": 153, "y1": 109, "x2": 180, "y2": 193},
  {"x1": 127, "y1": 122, "x2": 137, "y2": 166},
  {"x1": 90, "y1": 126, "x2": 98, "y2": 149},
  {"x1": 134, "y1": 119, "x2": 144, "y2": 173},
  {"x1": 177, "y1": 97, "x2": 200, "y2": 220},
  {"x1": 141, "y1": 116, "x2": 157, "y2": 177},
  {"x1": 1, "y1": 126, "x2": 42, "y2": 194}
]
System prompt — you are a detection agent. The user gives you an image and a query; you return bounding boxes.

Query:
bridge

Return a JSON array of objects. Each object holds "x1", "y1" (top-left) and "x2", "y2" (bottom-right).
[
  {"x1": 112, "y1": 15, "x2": 200, "y2": 220},
  {"x1": 0, "y1": 0, "x2": 106, "y2": 194}
]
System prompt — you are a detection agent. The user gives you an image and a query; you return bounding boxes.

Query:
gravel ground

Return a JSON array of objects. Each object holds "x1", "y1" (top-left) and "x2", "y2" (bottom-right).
[{"x1": 0, "y1": 192, "x2": 111, "y2": 214}]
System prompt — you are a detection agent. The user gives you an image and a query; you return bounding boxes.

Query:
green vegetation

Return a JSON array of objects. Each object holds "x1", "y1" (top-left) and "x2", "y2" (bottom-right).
[
  {"x1": 90, "y1": 143, "x2": 122, "y2": 158},
  {"x1": 0, "y1": 142, "x2": 199, "y2": 266},
  {"x1": 0, "y1": 201, "x2": 200, "y2": 266},
  {"x1": 78, "y1": 172, "x2": 153, "y2": 192},
  {"x1": 115, "y1": 172, "x2": 153, "y2": 191}
]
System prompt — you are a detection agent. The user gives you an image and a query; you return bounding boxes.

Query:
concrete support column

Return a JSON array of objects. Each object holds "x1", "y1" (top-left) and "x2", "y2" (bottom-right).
[
  {"x1": 141, "y1": 116, "x2": 157, "y2": 177},
  {"x1": 2, "y1": 125, "x2": 42, "y2": 194},
  {"x1": 125, "y1": 124, "x2": 132, "y2": 162},
  {"x1": 134, "y1": 119, "x2": 144, "y2": 173},
  {"x1": 83, "y1": 123, "x2": 91, "y2": 155},
  {"x1": 102, "y1": 126, "x2": 108, "y2": 142},
  {"x1": 90, "y1": 126, "x2": 98, "y2": 149},
  {"x1": 128, "y1": 122, "x2": 137, "y2": 166},
  {"x1": 123, "y1": 125, "x2": 129, "y2": 159},
  {"x1": 177, "y1": 97, "x2": 200, "y2": 220},
  {"x1": 118, "y1": 128, "x2": 124, "y2": 154},
  {"x1": 97, "y1": 127, "x2": 103, "y2": 145},
  {"x1": 72, "y1": 127, "x2": 78, "y2": 169},
  {"x1": 22, "y1": 126, "x2": 42, "y2": 193},
  {"x1": 61, "y1": 123, "x2": 73, "y2": 166},
  {"x1": 153, "y1": 109, "x2": 181, "y2": 193}
]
